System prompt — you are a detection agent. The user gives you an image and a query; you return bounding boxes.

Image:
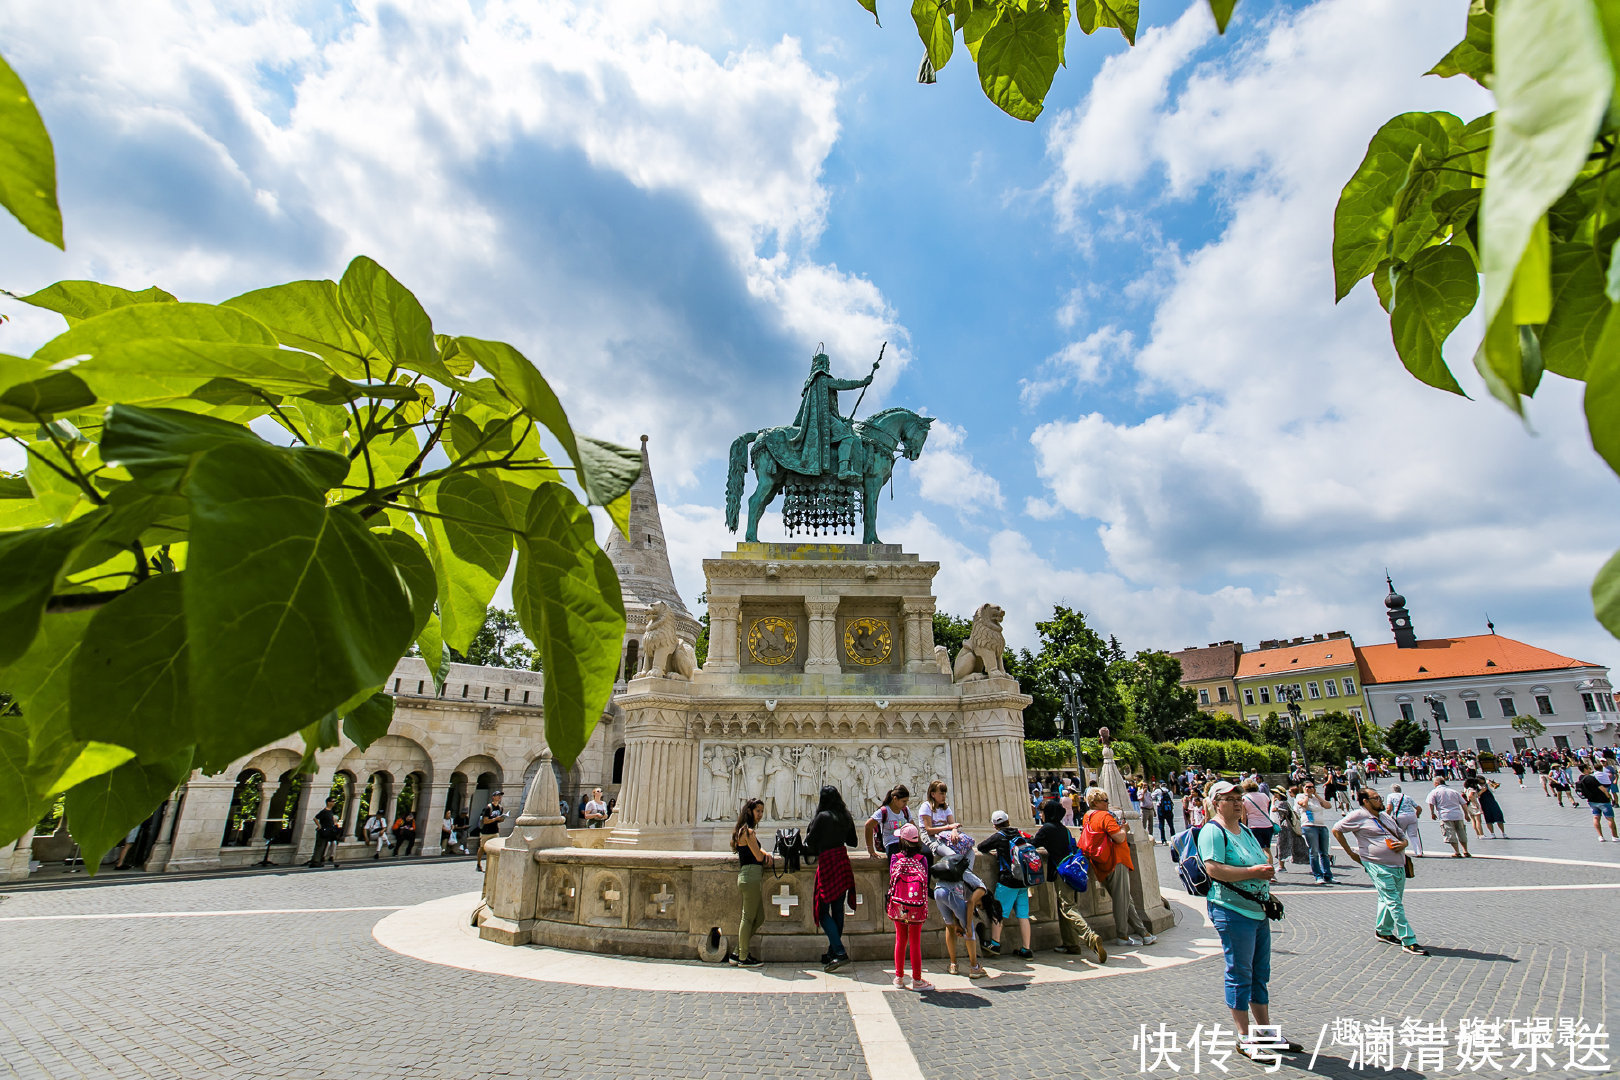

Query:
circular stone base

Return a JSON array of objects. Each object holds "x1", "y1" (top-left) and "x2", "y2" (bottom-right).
[{"x1": 374, "y1": 891, "x2": 1222, "y2": 994}]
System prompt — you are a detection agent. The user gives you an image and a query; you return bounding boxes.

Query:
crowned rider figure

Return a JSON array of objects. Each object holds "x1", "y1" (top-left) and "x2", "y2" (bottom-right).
[{"x1": 782, "y1": 351, "x2": 874, "y2": 484}]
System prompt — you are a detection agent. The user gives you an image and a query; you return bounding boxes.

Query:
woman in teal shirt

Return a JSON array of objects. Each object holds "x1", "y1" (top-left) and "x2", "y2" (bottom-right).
[{"x1": 1199, "y1": 781, "x2": 1297, "y2": 1059}]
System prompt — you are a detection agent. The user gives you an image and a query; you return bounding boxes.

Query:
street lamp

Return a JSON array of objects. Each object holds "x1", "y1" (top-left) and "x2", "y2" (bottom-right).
[
  {"x1": 1282, "y1": 686, "x2": 1307, "y2": 772},
  {"x1": 1054, "y1": 669, "x2": 1089, "y2": 791}
]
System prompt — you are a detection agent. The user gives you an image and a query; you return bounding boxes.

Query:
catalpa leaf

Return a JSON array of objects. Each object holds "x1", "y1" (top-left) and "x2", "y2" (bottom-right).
[{"x1": 0, "y1": 55, "x2": 62, "y2": 248}]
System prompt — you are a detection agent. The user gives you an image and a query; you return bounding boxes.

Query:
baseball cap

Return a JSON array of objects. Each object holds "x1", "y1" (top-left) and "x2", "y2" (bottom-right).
[
  {"x1": 1205, "y1": 780, "x2": 1238, "y2": 808},
  {"x1": 990, "y1": 810, "x2": 1010, "y2": 827},
  {"x1": 896, "y1": 823, "x2": 920, "y2": 843}
]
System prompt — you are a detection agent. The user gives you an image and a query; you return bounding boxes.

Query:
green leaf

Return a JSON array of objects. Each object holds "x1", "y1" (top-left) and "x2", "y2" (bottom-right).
[
  {"x1": 454, "y1": 337, "x2": 640, "y2": 509},
  {"x1": 1541, "y1": 241, "x2": 1608, "y2": 378},
  {"x1": 976, "y1": 3, "x2": 1064, "y2": 122},
  {"x1": 1510, "y1": 216, "x2": 1552, "y2": 324},
  {"x1": 337, "y1": 257, "x2": 442, "y2": 381},
  {"x1": 1478, "y1": 0, "x2": 1612, "y2": 335},
  {"x1": 1207, "y1": 0, "x2": 1236, "y2": 33},
  {"x1": 0, "y1": 512, "x2": 103, "y2": 664},
  {"x1": 959, "y1": 2, "x2": 1000, "y2": 58},
  {"x1": 1473, "y1": 301, "x2": 1527, "y2": 414},
  {"x1": 62, "y1": 748, "x2": 191, "y2": 874},
  {"x1": 0, "y1": 55, "x2": 63, "y2": 248},
  {"x1": 340, "y1": 691, "x2": 395, "y2": 752},
  {"x1": 373, "y1": 526, "x2": 436, "y2": 640},
  {"x1": 512, "y1": 483, "x2": 626, "y2": 769},
  {"x1": 1595, "y1": 545, "x2": 1620, "y2": 640},
  {"x1": 1586, "y1": 301, "x2": 1620, "y2": 476},
  {"x1": 15, "y1": 281, "x2": 176, "y2": 325},
  {"x1": 416, "y1": 613, "x2": 449, "y2": 694},
  {"x1": 69, "y1": 572, "x2": 192, "y2": 760},
  {"x1": 1428, "y1": 0, "x2": 1494, "y2": 85},
  {"x1": 0, "y1": 610, "x2": 92, "y2": 845},
  {"x1": 222, "y1": 279, "x2": 369, "y2": 380},
  {"x1": 1075, "y1": 0, "x2": 1138, "y2": 46},
  {"x1": 416, "y1": 470, "x2": 513, "y2": 655},
  {"x1": 100, "y1": 403, "x2": 349, "y2": 493},
  {"x1": 1371, "y1": 258, "x2": 1397, "y2": 313},
  {"x1": 1332, "y1": 112, "x2": 1458, "y2": 301},
  {"x1": 856, "y1": 0, "x2": 881, "y2": 26},
  {"x1": 1389, "y1": 245, "x2": 1475, "y2": 395},
  {"x1": 48, "y1": 741, "x2": 137, "y2": 796},
  {"x1": 912, "y1": 0, "x2": 955, "y2": 69},
  {"x1": 183, "y1": 442, "x2": 415, "y2": 772}
]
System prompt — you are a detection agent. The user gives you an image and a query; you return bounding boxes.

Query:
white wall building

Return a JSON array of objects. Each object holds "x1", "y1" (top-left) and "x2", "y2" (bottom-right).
[{"x1": 1357, "y1": 583, "x2": 1615, "y2": 754}]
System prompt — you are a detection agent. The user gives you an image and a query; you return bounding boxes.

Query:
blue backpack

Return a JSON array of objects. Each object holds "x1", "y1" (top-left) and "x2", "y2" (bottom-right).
[
  {"x1": 1172, "y1": 825, "x2": 1212, "y2": 896},
  {"x1": 1055, "y1": 852, "x2": 1089, "y2": 892},
  {"x1": 1001, "y1": 831, "x2": 1045, "y2": 886}
]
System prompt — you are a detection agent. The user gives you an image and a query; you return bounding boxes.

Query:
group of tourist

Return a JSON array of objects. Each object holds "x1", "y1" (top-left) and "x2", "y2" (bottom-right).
[{"x1": 726, "y1": 779, "x2": 1151, "y2": 982}]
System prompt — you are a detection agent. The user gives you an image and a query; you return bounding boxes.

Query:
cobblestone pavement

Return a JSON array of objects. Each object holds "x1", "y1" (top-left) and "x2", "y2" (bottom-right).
[{"x1": 2, "y1": 781, "x2": 1615, "y2": 1079}]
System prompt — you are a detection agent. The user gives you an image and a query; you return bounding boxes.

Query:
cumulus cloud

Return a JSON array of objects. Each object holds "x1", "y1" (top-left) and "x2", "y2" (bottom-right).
[
  {"x1": 0, "y1": 0, "x2": 908, "y2": 494},
  {"x1": 1019, "y1": 325, "x2": 1133, "y2": 405},
  {"x1": 907, "y1": 420, "x2": 1004, "y2": 515}
]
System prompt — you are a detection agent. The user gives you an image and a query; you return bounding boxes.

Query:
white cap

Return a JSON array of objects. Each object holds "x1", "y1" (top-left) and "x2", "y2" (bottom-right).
[{"x1": 990, "y1": 810, "x2": 1010, "y2": 826}]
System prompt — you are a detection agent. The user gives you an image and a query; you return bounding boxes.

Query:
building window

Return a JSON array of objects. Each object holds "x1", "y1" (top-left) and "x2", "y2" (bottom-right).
[
  {"x1": 1465, "y1": 699, "x2": 1483, "y2": 719},
  {"x1": 1244, "y1": 688, "x2": 1255, "y2": 706},
  {"x1": 1512, "y1": 737, "x2": 1528, "y2": 751},
  {"x1": 1400, "y1": 703, "x2": 1416, "y2": 722},
  {"x1": 1259, "y1": 687, "x2": 1271, "y2": 705},
  {"x1": 1535, "y1": 694, "x2": 1553, "y2": 716},
  {"x1": 1342, "y1": 676, "x2": 1357, "y2": 695},
  {"x1": 1199, "y1": 688, "x2": 1210, "y2": 705},
  {"x1": 1218, "y1": 686, "x2": 1230, "y2": 703},
  {"x1": 1583, "y1": 692, "x2": 1598, "y2": 713},
  {"x1": 1603, "y1": 695, "x2": 1616, "y2": 713},
  {"x1": 1349, "y1": 707, "x2": 1364, "y2": 722},
  {"x1": 1475, "y1": 738, "x2": 1493, "y2": 752},
  {"x1": 1441, "y1": 739, "x2": 1458, "y2": 751},
  {"x1": 1323, "y1": 679, "x2": 1338, "y2": 697},
  {"x1": 1554, "y1": 735, "x2": 1571, "y2": 750},
  {"x1": 1312, "y1": 710, "x2": 1326, "y2": 719},
  {"x1": 1292, "y1": 683, "x2": 1303, "y2": 700},
  {"x1": 1307, "y1": 682, "x2": 1321, "y2": 699},
  {"x1": 1499, "y1": 698, "x2": 1517, "y2": 718},
  {"x1": 1247, "y1": 714, "x2": 1260, "y2": 725}
]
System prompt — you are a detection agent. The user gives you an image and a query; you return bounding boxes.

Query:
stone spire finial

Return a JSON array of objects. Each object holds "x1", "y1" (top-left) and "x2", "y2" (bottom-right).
[{"x1": 602, "y1": 436, "x2": 698, "y2": 636}]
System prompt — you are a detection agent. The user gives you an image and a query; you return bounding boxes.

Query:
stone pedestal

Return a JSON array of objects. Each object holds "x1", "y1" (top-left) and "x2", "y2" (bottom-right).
[{"x1": 2, "y1": 828, "x2": 35, "y2": 881}]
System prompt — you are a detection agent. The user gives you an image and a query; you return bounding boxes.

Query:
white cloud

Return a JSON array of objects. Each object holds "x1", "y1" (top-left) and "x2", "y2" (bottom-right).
[
  {"x1": 1019, "y1": 325, "x2": 1132, "y2": 405},
  {"x1": 907, "y1": 420, "x2": 1004, "y2": 515}
]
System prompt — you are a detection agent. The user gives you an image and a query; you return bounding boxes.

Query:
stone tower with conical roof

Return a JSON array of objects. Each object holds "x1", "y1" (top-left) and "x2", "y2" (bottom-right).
[
  {"x1": 1385, "y1": 573, "x2": 1418, "y2": 649},
  {"x1": 604, "y1": 436, "x2": 701, "y2": 678}
]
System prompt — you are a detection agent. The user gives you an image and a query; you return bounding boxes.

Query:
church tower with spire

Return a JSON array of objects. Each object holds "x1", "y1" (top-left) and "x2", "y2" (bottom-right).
[
  {"x1": 1384, "y1": 573, "x2": 1418, "y2": 648},
  {"x1": 603, "y1": 436, "x2": 700, "y2": 677}
]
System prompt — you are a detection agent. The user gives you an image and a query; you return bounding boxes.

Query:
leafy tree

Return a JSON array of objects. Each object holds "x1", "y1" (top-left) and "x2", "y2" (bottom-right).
[
  {"x1": 1006, "y1": 647, "x2": 1061, "y2": 740},
  {"x1": 1384, "y1": 713, "x2": 1432, "y2": 756},
  {"x1": 1027, "y1": 605, "x2": 1128, "y2": 737},
  {"x1": 449, "y1": 608, "x2": 538, "y2": 670},
  {"x1": 1511, "y1": 714, "x2": 1548, "y2": 745},
  {"x1": 1115, "y1": 649, "x2": 1201, "y2": 743},
  {"x1": 694, "y1": 592, "x2": 710, "y2": 668},
  {"x1": 1257, "y1": 712, "x2": 1292, "y2": 749},
  {"x1": 1303, "y1": 712, "x2": 1388, "y2": 768},
  {"x1": 933, "y1": 609, "x2": 974, "y2": 662},
  {"x1": 0, "y1": 61, "x2": 638, "y2": 869}
]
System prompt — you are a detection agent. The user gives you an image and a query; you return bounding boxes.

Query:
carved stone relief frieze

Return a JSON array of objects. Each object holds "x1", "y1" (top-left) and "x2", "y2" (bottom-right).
[{"x1": 697, "y1": 741, "x2": 952, "y2": 823}]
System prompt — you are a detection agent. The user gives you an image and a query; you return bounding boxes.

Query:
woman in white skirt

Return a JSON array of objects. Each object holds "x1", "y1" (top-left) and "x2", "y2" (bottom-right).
[{"x1": 1385, "y1": 784, "x2": 1424, "y2": 857}]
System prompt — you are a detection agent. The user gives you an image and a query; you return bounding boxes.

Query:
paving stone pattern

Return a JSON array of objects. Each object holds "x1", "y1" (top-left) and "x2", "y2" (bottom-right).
[{"x1": 2, "y1": 782, "x2": 1615, "y2": 1079}]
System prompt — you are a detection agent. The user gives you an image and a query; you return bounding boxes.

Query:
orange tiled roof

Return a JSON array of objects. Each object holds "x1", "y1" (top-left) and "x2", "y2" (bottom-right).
[
  {"x1": 1236, "y1": 640, "x2": 1358, "y2": 679},
  {"x1": 1355, "y1": 634, "x2": 1600, "y2": 685}
]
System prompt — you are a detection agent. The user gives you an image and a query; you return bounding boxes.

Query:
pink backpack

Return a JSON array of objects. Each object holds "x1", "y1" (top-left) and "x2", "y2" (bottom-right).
[{"x1": 886, "y1": 851, "x2": 930, "y2": 924}]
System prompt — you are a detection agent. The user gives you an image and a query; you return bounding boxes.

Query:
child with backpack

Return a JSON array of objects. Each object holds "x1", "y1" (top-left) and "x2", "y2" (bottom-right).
[
  {"x1": 886, "y1": 824, "x2": 933, "y2": 989},
  {"x1": 865, "y1": 786, "x2": 915, "y2": 861},
  {"x1": 926, "y1": 829, "x2": 988, "y2": 978},
  {"x1": 975, "y1": 810, "x2": 1037, "y2": 959}
]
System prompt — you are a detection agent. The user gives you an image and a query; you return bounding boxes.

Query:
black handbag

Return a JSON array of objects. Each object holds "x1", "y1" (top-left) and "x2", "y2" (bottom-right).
[{"x1": 773, "y1": 829, "x2": 806, "y2": 873}]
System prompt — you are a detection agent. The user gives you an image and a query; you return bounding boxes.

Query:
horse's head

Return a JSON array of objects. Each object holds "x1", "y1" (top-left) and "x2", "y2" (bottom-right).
[{"x1": 899, "y1": 412, "x2": 934, "y2": 461}]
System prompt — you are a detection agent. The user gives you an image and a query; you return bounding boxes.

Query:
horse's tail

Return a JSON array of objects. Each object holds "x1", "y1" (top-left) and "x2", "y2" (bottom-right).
[{"x1": 724, "y1": 431, "x2": 759, "y2": 532}]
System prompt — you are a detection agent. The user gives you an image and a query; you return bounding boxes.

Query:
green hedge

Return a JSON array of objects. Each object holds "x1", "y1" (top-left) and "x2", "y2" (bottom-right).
[
  {"x1": 1176, "y1": 738, "x2": 1226, "y2": 770},
  {"x1": 1220, "y1": 740, "x2": 1271, "y2": 773},
  {"x1": 1266, "y1": 746, "x2": 1292, "y2": 772},
  {"x1": 1024, "y1": 739, "x2": 1077, "y2": 770}
]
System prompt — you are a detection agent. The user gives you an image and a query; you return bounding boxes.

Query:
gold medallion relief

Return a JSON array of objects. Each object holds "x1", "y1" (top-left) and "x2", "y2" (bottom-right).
[
  {"x1": 746, "y1": 616, "x2": 797, "y2": 665},
  {"x1": 843, "y1": 617, "x2": 892, "y2": 666}
]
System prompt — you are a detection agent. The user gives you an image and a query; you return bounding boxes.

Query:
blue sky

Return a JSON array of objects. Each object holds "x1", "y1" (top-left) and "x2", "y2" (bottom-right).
[{"x1": 3, "y1": 0, "x2": 1617, "y2": 670}]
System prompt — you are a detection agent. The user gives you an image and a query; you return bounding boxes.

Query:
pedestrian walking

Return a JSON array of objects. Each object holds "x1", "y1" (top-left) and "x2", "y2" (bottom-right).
[
  {"x1": 806, "y1": 785, "x2": 857, "y2": 971},
  {"x1": 729, "y1": 798, "x2": 771, "y2": 968},
  {"x1": 306, "y1": 796, "x2": 340, "y2": 867},
  {"x1": 1576, "y1": 764, "x2": 1618, "y2": 842},
  {"x1": 1154, "y1": 780, "x2": 1176, "y2": 844},
  {"x1": 1198, "y1": 781, "x2": 1300, "y2": 1060},
  {"x1": 1385, "y1": 784, "x2": 1424, "y2": 857},
  {"x1": 1425, "y1": 776, "x2": 1470, "y2": 857},
  {"x1": 1332, "y1": 789, "x2": 1428, "y2": 955},
  {"x1": 474, "y1": 792, "x2": 505, "y2": 872},
  {"x1": 1294, "y1": 782, "x2": 1337, "y2": 885},
  {"x1": 1472, "y1": 775, "x2": 1507, "y2": 838}
]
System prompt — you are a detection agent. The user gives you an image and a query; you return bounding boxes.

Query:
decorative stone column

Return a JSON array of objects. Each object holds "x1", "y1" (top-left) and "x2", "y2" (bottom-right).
[
  {"x1": 803, "y1": 598, "x2": 842, "y2": 675},
  {"x1": 482, "y1": 749, "x2": 569, "y2": 945},
  {"x1": 164, "y1": 775, "x2": 238, "y2": 873},
  {"x1": 291, "y1": 767, "x2": 335, "y2": 865},
  {"x1": 902, "y1": 597, "x2": 937, "y2": 674},
  {"x1": 249, "y1": 778, "x2": 275, "y2": 843},
  {"x1": 2, "y1": 828, "x2": 35, "y2": 881},
  {"x1": 701, "y1": 597, "x2": 741, "y2": 674},
  {"x1": 608, "y1": 696, "x2": 701, "y2": 848},
  {"x1": 418, "y1": 782, "x2": 453, "y2": 857},
  {"x1": 1083, "y1": 736, "x2": 1174, "y2": 933}
]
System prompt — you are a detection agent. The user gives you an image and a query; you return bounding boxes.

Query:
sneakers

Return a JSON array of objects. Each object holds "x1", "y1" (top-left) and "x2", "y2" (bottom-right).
[
  {"x1": 967, "y1": 965, "x2": 988, "y2": 979},
  {"x1": 1087, "y1": 932, "x2": 1108, "y2": 964},
  {"x1": 983, "y1": 940, "x2": 1002, "y2": 956},
  {"x1": 735, "y1": 955, "x2": 763, "y2": 969},
  {"x1": 1375, "y1": 933, "x2": 1401, "y2": 945},
  {"x1": 1122, "y1": 935, "x2": 1145, "y2": 947},
  {"x1": 1141, "y1": 933, "x2": 1158, "y2": 945},
  {"x1": 1403, "y1": 944, "x2": 1430, "y2": 956},
  {"x1": 824, "y1": 955, "x2": 850, "y2": 972},
  {"x1": 892, "y1": 976, "x2": 907, "y2": 989},
  {"x1": 1013, "y1": 947, "x2": 1033, "y2": 959},
  {"x1": 911, "y1": 979, "x2": 935, "y2": 991}
]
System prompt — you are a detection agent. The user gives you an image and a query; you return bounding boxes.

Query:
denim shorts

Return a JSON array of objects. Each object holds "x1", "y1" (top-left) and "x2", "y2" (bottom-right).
[{"x1": 1593, "y1": 802, "x2": 1616, "y2": 819}]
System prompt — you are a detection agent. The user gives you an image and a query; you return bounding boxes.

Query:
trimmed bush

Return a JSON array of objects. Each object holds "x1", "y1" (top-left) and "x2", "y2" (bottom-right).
[
  {"x1": 1176, "y1": 738, "x2": 1226, "y2": 771},
  {"x1": 1221, "y1": 740, "x2": 1269, "y2": 773},
  {"x1": 1266, "y1": 746, "x2": 1292, "y2": 772}
]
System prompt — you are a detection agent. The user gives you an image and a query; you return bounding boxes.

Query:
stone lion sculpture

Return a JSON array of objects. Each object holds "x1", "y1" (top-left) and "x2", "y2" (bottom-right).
[
  {"x1": 638, "y1": 600, "x2": 697, "y2": 680},
  {"x1": 952, "y1": 603, "x2": 1007, "y2": 682}
]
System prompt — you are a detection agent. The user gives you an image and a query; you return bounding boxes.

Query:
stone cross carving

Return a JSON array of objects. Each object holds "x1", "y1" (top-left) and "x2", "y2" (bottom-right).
[
  {"x1": 772, "y1": 885, "x2": 800, "y2": 917},
  {"x1": 651, "y1": 884, "x2": 675, "y2": 915},
  {"x1": 600, "y1": 884, "x2": 622, "y2": 913}
]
